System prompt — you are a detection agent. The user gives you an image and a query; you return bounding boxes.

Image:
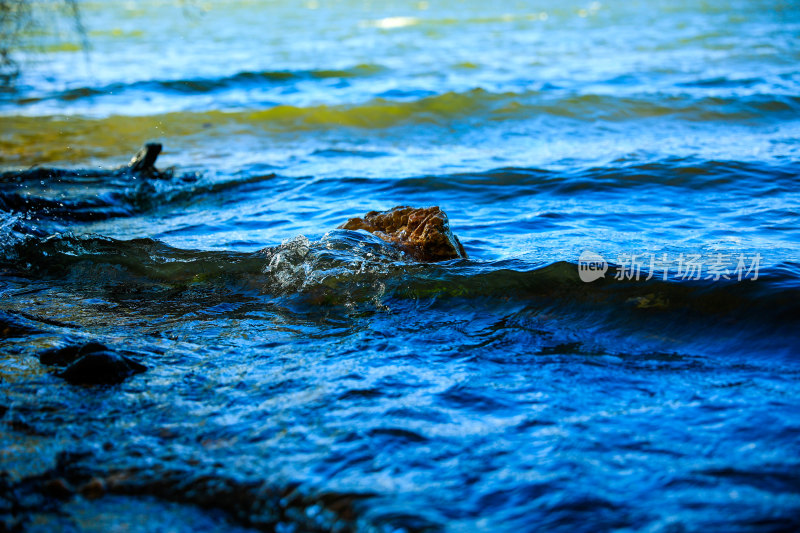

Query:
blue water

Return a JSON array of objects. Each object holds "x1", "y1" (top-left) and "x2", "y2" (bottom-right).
[{"x1": 1, "y1": 1, "x2": 800, "y2": 531}]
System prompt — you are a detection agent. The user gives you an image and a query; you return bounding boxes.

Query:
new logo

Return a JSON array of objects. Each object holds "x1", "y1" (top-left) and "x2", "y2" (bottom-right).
[{"x1": 578, "y1": 251, "x2": 607, "y2": 282}]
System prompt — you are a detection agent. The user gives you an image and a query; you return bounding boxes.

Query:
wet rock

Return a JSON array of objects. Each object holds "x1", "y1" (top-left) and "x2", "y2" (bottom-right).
[
  {"x1": 2, "y1": 459, "x2": 376, "y2": 533},
  {"x1": 39, "y1": 341, "x2": 146, "y2": 385},
  {"x1": 79, "y1": 478, "x2": 106, "y2": 500},
  {"x1": 42, "y1": 478, "x2": 73, "y2": 500},
  {"x1": 0, "y1": 310, "x2": 41, "y2": 338},
  {"x1": 38, "y1": 341, "x2": 109, "y2": 366},
  {"x1": 338, "y1": 206, "x2": 467, "y2": 262},
  {"x1": 57, "y1": 351, "x2": 147, "y2": 386}
]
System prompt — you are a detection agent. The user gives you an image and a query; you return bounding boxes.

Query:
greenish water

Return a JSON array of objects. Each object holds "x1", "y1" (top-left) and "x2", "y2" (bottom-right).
[{"x1": 1, "y1": 1, "x2": 800, "y2": 531}]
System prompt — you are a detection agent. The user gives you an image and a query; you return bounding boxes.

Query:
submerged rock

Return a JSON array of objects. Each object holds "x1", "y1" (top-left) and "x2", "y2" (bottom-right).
[
  {"x1": 58, "y1": 351, "x2": 147, "y2": 386},
  {"x1": 0, "y1": 310, "x2": 42, "y2": 338},
  {"x1": 38, "y1": 342, "x2": 109, "y2": 366},
  {"x1": 38, "y1": 342, "x2": 146, "y2": 385},
  {"x1": 338, "y1": 206, "x2": 467, "y2": 262}
]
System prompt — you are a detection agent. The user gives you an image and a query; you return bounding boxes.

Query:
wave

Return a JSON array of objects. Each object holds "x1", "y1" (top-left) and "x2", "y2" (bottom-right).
[
  {"x1": 4, "y1": 88, "x2": 798, "y2": 137},
  {"x1": 0, "y1": 165, "x2": 280, "y2": 223},
  {"x1": 2, "y1": 158, "x2": 797, "y2": 229},
  {"x1": 3, "y1": 229, "x2": 799, "y2": 331},
  {"x1": 315, "y1": 158, "x2": 800, "y2": 198},
  {"x1": 4, "y1": 88, "x2": 798, "y2": 166},
  {"x1": 10, "y1": 64, "x2": 386, "y2": 106}
]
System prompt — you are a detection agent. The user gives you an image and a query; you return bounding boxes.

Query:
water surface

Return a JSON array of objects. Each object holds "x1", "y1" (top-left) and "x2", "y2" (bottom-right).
[{"x1": 1, "y1": 1, "x2": 799, "y2": 531}]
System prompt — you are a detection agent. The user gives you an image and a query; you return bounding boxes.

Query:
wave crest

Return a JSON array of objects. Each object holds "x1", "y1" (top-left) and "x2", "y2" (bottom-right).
[{"x1": 263, "y1": 230, "x2": 407, "y2": 299}]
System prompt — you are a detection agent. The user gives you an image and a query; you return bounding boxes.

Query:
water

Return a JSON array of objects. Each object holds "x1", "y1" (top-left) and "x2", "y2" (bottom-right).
[{"x1": 1, "y1": 0, "x2": 800, "y2": 531}]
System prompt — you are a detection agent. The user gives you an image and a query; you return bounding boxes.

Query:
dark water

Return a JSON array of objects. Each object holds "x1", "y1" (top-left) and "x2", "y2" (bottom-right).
[{"x1": 2, "y1": 1, "x2": 800, "y2": 531}]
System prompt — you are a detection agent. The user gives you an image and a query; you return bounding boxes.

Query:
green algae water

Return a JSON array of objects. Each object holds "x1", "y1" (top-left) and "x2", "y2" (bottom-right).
[{"x1": 1, "y1": 1, "x2": 800, "y2": 531}]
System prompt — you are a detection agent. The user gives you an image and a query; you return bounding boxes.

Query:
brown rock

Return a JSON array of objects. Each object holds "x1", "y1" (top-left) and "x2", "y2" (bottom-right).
[
  {"x1": 338, "y1": 206, "x2": 467, "y2": 262},
  {"x1": 79, "y1": 477, "x2": 106, "y2": 500},
  {"x1": 43, "y1": 477, "x2": 73, "y2": 499}
]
